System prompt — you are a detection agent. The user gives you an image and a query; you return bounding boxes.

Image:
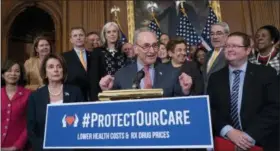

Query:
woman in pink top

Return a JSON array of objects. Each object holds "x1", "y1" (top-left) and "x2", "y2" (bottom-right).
[{"x1": 1, "y1": 60, "x2": 31, "y2": 151}]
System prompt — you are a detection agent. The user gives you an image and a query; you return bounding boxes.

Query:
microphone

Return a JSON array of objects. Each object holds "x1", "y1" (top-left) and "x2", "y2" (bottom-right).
[{"x1": 132, "y1": 70, "x2": 145, "y2": 89}]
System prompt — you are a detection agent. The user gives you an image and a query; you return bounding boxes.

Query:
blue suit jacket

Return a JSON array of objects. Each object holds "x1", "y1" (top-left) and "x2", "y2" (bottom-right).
[
  {"x1": 27, "y1": 85, "x2": 84, "y2": 151},
  {"x1": 113, "y1": 62, "x2": 185, "y2": 97}
]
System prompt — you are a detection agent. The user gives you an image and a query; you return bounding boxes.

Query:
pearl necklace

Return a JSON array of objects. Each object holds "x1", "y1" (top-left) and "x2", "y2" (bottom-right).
[
  {"x1": 48, "y1": 85, "x2": 63, "y2": 96},
  {"x1": 257, "y1": 47, "x2": 275, "y2": 66}
]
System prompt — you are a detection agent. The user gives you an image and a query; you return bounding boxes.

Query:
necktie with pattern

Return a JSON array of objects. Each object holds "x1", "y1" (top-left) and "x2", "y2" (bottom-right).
[
  {"x1": 230, "y1": 70, "x2": 242, "y2": 130},
  {"x1": 143, "y1": 65, "x2": 152, "y2": 89}
]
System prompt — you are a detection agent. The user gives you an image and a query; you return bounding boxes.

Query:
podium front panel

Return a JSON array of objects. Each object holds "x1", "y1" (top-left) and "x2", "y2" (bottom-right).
[{"x1": 44, "y1": 96, "x2": 213, "y2": 149}]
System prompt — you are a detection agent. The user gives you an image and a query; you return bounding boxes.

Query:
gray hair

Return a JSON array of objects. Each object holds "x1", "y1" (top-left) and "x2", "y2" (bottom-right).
[
  {"x1": 133, "y1": 27, "x2": 157, "y2": 44},
  {"x1": 212, "y1": 22, "x2": 230, "y2": 34},
  {"x1": 100, "y1": 22, "x2": 122, "y2": 45}
]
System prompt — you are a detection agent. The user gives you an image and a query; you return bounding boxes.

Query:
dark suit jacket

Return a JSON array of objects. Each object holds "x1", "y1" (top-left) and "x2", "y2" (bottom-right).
[
  {"x1": 27, "y1": 85, "x2": 84, "y2": 151},
  {"x1": 180, "y1": 61, "x2": 204, "y2": 95},
  {"x1": 62, "y1": 49, "x2": 90, "y2": 101},
  {"x1": 113, "y1": 62, "x2": 189, "y2": 97},
  {"x1": 207, "y1": 62, "x2": 279, "y2": 150},
  {"x1": 202, "y1": 49, "x2": 226, "y2": 93},
  {"x1": 88, "y1": 47, "x2": 127, "y2": 101}
]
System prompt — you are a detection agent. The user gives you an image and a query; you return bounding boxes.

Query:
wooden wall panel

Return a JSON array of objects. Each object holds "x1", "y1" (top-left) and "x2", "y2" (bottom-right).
[
  {"x1": 61, "y1": 1, "x2": 69, "y2": 52},
  {"x1": 83, "y1": 1, "x2": 105, "y2": 33},
  {"x1": 1, "y1": 0, "x2": 21, "y2": 63},
  {"x1": 1, "y1": 0, "x2": 19, "y2": 23},
  {"x1": 67, "y1": 1, "x2": 83, "y2": 27},
  {"x1": 219, "y1": 1, "x2": 247, "y2": 33},
  {"x1": 62, "y1": 1, "x2": 106, "y2": 51},
  {"x1": 249, "y1": 1, "x2": 280, "y2": 35},
  {"x1": 240, "y1": 1, "x2": 254, "y2": 36},
  {"x1": 65, "y1": 1, "x2": 83, "y2": 50},
  {"x1": 220, "y1": 0, "x2": 279, "y2": 36},
  {"x1": 104, "y1": 0, "x2": 128, "y2": 38}
]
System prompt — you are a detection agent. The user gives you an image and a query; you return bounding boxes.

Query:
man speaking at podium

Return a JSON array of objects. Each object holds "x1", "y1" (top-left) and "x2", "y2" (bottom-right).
[{"x1": 99, "y1": 27, "x2": 194, "y2": 97}]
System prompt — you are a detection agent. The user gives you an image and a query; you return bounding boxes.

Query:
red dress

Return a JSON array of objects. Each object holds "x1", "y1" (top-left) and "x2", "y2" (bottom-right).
[{"x1": 1, "y1": 86, "x2": 31, "y2": 149}]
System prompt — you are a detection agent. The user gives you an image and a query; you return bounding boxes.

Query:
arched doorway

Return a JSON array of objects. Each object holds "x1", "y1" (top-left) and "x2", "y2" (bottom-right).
[
  {"x1": 8, "y1": 6, "x2": 55, "y2": 64},
  {"x1": 2, "y1": 1, "x2": 62, "y2": 64}
]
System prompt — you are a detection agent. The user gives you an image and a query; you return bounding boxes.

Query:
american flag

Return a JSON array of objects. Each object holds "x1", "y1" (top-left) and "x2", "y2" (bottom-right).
[
  {"x1": 148, "y1": 19, "x2": 162, "y2": 39},
  {"x1": 115, "y1": 20, "x2": 128, "y2": 45},
  {"x1": 112, "y1": 17, "x2": 128, "y2": 45},
  {"x1": 176, "y1": 9, "x2": 201, "y2": 54},
  {"x1": 176, "y1": 11, "x2": 201, "y2": 46},
  {"x1": 118, "y1": 29, "x2": 128, "y2": 45},
  {"x1": 200, "y1": 7, "x2": 218, "y2": 49}
]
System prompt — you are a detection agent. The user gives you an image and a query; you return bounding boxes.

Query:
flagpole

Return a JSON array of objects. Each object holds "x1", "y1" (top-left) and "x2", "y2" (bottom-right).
[
  {"x1": 209, "y1": 0, "x2": 222, "y2": 21},
  {"x1": 111, "y1": 5, "x2": 124, "y2": 32},
  {"x1": 147, "y1": 2, "x2": 160, "y2": 28},
  {"x1": 151, "y1": 12, "x2": 160, "y2": 28},
  {"x1": 178, "y1": 1, "x2": 187, "y2": 17}
]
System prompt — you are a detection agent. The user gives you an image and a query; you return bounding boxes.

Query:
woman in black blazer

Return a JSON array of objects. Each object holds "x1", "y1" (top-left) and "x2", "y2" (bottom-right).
[
  {"x1": 89, "y1": 22, "x2": 127, "y2": 101},
  {"x1": 27, "y1": 54, "x2": 84, "y2": 151}
]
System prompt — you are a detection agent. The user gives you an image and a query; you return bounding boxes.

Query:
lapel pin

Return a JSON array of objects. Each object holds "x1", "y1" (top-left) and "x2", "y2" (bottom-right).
[
  {"x1": 159, "y1": 72, "x2": 162, "y2": 75},
  {"x1": 65, "y1": 92, "x2": 70, "y2": 96}
]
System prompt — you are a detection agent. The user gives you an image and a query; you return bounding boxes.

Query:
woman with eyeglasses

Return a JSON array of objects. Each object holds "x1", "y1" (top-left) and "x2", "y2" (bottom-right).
[
  {"x1": 1, "y1": 60, "x2": 30, "y2": 151},
  {"x1": 89, "y1": 22, "x2": 127, "y2": 101},
  {"x1": 249, "y1": 25, "x2": 280, "y2": 74}
]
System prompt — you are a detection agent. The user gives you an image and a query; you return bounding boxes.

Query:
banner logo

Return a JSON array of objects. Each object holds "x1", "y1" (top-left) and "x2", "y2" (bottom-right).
[{"x1": 62, "y1": 114, "x2": 79, "y2": 128}]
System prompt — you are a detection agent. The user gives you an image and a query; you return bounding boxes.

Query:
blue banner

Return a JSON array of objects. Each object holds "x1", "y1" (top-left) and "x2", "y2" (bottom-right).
[{"x1": 44, "y1": 96, "x2": 213, "y2": 149}]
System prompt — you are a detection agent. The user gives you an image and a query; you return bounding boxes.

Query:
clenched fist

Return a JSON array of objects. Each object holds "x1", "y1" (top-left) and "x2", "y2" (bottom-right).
[
  {"x1": 99, "y1": 75, "x2": 114, "y2": 91},
  {"x1": 179, "y1": 72, "x2": 193, "y2": 95}
]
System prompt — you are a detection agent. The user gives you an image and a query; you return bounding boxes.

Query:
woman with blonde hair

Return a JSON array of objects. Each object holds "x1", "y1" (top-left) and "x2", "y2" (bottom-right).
[
  {"x1": 24, "y1": 36, "x2": 53, "y2": 91},
  {"x1": 89, "y1": 22, "x2": 127, "y2": 100}
]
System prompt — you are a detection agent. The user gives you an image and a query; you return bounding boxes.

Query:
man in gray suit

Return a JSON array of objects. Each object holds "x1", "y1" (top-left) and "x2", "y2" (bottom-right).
[
  {"x1": 202, "y1": 22, "x2": 230, "y2": 93},
  {"x1": 99, "y1": 27, "x2": 193, "y2": 97}
]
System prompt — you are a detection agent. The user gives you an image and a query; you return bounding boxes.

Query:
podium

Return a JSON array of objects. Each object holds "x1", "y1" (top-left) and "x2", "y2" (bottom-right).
[
  {"x1": 98, "y1": 89, "x2": 164, "y2": 101},
  {"x1": 43, "y1": 89, "x2": 213, "y2": 149}
]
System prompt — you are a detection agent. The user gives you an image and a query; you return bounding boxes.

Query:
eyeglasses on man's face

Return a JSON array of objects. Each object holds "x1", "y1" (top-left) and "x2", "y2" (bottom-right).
[
  {"x1": 210, "y1": 31, "x2": 225, "y2": 37},
  {"x1": 135, "y1": 43, "x2": 159, "y2": 52},
  {"x1": 223, "y1": 45, "x2": 248, "y2": 49}
]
